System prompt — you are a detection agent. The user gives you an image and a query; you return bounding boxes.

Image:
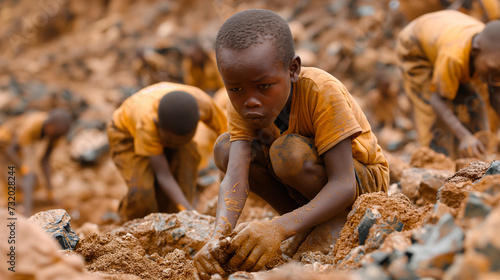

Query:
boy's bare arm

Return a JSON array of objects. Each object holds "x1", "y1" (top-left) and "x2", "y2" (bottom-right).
[
  {"x1": 41, "y1": 140, "x2": 54, "y2": 198},
  {"x1": 149, "y1": 154, "x2": 194, "y2": 211},
  {"x1": 6, "y1": 138, "x2": 22, "y2": 168},
  {"x1": 212, "y1": 140, "x2": 252, "y2": 236},
  {"x1": 227, "y1": 138, "x2": 357, "y2": 272},
  {"x1": 194, "y1": 140, "x2": 252, "y2": 280},
  {"x1": 429, "y1": 92, "x2": 486, "y2": 157},
  {"x1": 489, "y1": 86, "x2": 500, "y2": 118}
]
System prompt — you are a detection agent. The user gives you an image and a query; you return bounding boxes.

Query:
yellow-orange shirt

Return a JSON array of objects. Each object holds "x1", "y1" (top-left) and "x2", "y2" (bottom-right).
[
  {"x1": 398, "y1": 0, "x2": 444, "y2": 21},
  {"x1": 0, "y1": 111, "x2": 47, "y2": 148},
  {"x1": 398, "y1": 10, "x2": 484, "y2": 100},
  {"x1": 228, "y1": 67, "x2": 388, "y2": 168},
  {"x1": 462, "y1": 0, "x2": 500, "y2": 21},
  {"x1": 182, "y1": 52, "x2": 224, "y2": 94},
  {"x1": 112, "y1": 82, "x2": 227, "y2": 157}
]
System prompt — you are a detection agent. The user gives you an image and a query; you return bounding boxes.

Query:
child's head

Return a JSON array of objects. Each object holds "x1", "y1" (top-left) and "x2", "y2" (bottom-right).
[
  {"x1": 183, "y1": 38, "x2": 206, "y2": 66},
  {"x1": 472, "y1": 20, "x2": 500, "y2": 86},
  {"x1": 215, "y1": 9, "x2": 301, "y2": 129},
  {"x1": 156, "y1": 91, "x2": 199, "y2": 148},
  {"x1": 43, "y1": 109, "x2": 72, "y2": 140}
]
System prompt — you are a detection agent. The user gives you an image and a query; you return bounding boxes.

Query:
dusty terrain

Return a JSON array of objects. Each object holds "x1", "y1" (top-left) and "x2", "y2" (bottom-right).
[{"x1": 1, "y1": 0, "x2": 500, "y2": 279}]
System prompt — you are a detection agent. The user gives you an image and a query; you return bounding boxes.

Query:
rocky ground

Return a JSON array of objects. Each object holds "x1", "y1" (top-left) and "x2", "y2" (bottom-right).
[{"x1": 1, "y1": 0, "x2": 500, "y2": 279}]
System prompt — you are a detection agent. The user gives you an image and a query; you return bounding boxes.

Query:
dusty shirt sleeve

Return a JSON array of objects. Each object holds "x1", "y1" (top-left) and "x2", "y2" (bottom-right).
[
  {"x1": 312, "y1": 80, "x2": 363, "y2": 156},
  {"x1": 133, "y1": 112, "x2": 164, "y2": 157},
  {"x1": 197, "y1": 93, "x2": 228, "y2": 136},
  {"x1": 227, "y1": 102, "x2": 257, "y2": 142},
  {"x1": 431, "y1": 55, "x2": 464, "y2": 100},
  {"x1": 17, "y1": 116, "x2": 44, "y2": 147}
]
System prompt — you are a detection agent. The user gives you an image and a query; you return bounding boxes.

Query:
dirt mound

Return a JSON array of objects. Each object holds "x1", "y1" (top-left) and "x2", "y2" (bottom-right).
[
  {"x1": 332, "y1": 192, "x2": 433, "y2": 269},
  {"x1": 410, "y1": 147, "x2": 456, "y2": 172},
  {"x1": 106, "y1": 211, "x2": 214, "y2": 257},
  {"x1": 75, "y1": 211, "x2": 211, "y2": 279},
  {"x1": 76, "y1": 232, "x2": 196, "y2": 279}
]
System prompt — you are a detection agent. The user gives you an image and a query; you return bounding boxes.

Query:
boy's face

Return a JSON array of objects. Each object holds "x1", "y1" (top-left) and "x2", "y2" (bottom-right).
[
  {"x1": 473, "y1": 38, "x2": 500, "y2": 86},
  {"x1": 218, "y1": 40, "x2": 300, "y2": 129},
  {"x1": 158, "y1": 127, "x2": 196, "y2": 149},
  {"x1": 44, "y1": 123, "x2": 68, "y2": 140},
  {"x1": 474, "y1": 52, "x2": 500, "y2": 86}
]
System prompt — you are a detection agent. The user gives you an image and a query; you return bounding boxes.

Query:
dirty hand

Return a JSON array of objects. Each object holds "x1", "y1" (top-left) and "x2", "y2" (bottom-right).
[
  {"x1": 194, "y1": 238, "x2": 227, "y2": 280},
  {"x1": 459, "y1": 134, "x2": 486, "y2": 158},
  {"x1": 228, "y1": 221, "x2": 286, "y2": 272}
]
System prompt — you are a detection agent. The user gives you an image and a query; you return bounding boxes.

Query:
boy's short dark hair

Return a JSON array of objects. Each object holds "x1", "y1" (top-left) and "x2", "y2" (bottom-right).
[
  {"x1": 479, "y1": 20, "x2": 500, "y2": 52},
  {"x1": 46, "y1": 108, "x2": 72, "y2": 132},
  {"x1": 158, "y1": 91, "x2": 199, "y2": 135},
  {"x1": 215, "y1": 9, "x2": 295, "y2": 67}
]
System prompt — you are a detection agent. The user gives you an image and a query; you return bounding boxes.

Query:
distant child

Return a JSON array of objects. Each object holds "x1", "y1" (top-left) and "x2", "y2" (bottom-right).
[
  {"x1": 181, "y1": 38, "x2": 225, "y2": 96},
  {"x1": 107, "y1": 82, "x2": 227, "y2": 221},
  {"x1": 399, "y1": 0, "x2": 500, "y2": 22},
  {"x1": 397, "y1": 10, "x2": 500, "y2": 159},
  {"x1": 0, "y1": 109, "x2": 72, "y2": 216},
  {"x1": 193, "y1": 9, "x2": 389, "y2": 279}
]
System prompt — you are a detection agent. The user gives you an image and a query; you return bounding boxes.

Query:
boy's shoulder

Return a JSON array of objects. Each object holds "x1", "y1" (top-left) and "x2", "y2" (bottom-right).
[
  {"x1": 133, "y1": 82, "x2": 208, "y2": 102},
  {"x1": 413, "y1": 10, "x2": 476, "y2": 25},
  {"x1": 298, "y1": 67, "x2": 346, "y2": 91}
]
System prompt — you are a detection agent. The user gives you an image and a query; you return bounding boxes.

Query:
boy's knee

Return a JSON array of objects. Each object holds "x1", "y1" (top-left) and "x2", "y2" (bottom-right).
[
  {"x1": 213, "y1": 132, "x2": 231, "y2": 173},
  {"x1": 270, "y1": 134, "x2": 318, "y2": 180}
]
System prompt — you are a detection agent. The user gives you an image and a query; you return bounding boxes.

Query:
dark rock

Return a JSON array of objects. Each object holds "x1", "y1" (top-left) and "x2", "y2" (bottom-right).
[
  {"x1": 482, "y1": 160, "x2": 500, "y2": 177},
  {"x1": 28, "y1": 209, "x2": 80, "y2": 250},
  {"x1": 358, "y1": 208, "x2": 381, "y2": 246},
  {"x1": 365, "y1": 216, "x2": 404, "y2": 250},
  {"x1": 366, "y1": 251, "x2": 392, "y2": 266},
  {"x1": 463, "y1": 192, "x2": 492, "y2": 220},
  {"x1": 406, "y1": 213, "x2": 463, "y2": 276}
]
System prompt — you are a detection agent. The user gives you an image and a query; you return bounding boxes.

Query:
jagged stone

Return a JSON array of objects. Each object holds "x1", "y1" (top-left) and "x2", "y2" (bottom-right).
[
  {"x1": 406, "y1": 213, "x2": 464, "y2": 278},
  {"x1": 438, "y1": 182, "x2": 472, "y2": 209},
  {"x1": 364, "y1": 216, "x2": 404, "y2": 250},
  {"x1": 401, "y1": 168, "x2": 452, "y2": 204},
  {"x1": 482, "y1": 160, "x2": 500, "y2": 177},
  {"x1": 0, "y1": 210, "x2": 95, "y2": 280},
  {"x1": 358, "y1": 208, "x2": 381, "y2": 246},
  {"x1": 463, "y1": 192, "x2": 492, "y2": 220},
  {"x1": 28, "y1": 209, "x2": 80, "y2": 250}
]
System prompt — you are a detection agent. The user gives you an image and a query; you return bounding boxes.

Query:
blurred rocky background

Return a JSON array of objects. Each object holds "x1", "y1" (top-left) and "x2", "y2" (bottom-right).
[{"x1": 2, "y1": 0, "x2": 500, "y2": 279}]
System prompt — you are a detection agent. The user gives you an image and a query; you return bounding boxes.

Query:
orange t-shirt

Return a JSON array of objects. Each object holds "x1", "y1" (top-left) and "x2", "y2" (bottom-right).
[
  {"x1": 112, "y1": 82, "x2": 228, "y2": 157},
  {"x1": 0, "y1": 111, "x2": 47, "y2": 147},
  {"x1": 462, "y1": 0, "x2": 500, "y2": 21},
  {"x1": 228, "y1": 67, "x2": 388, "y2": 169},
  {"x1": 399, "y1": 10, "x2": 484, "y2": 100},
  {"x1": 398, "y1": 0, "x2": 444, "y2": 21},
  {"x1": 182, "y1": 52, "x2": 224, "y2": 94}
]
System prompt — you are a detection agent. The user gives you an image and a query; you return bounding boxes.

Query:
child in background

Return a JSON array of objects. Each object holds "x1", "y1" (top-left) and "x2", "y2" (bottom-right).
[
  {"x1": 107, "y1": 82, "x2": 227, "y2": 221},
  {"x1": 0, "y1": 109, "x2": 72, "y2": 216},
  {"x1": 397, "y1": 10, "x2": 500, "y2": 158}
]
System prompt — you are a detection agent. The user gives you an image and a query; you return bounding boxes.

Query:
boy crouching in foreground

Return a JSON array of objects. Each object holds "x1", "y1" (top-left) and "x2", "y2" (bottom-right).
[{"x1": 194, "y1": 9, "x2": 389, "y2": 279}]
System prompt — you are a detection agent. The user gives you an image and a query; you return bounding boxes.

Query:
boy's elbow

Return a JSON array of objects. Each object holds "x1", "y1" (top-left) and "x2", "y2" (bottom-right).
[{"x1": 345, "y1": 182, "x2": 357, "y2": 205}]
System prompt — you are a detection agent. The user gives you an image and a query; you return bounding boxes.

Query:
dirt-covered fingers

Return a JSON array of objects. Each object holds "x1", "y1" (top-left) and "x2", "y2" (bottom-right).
[
  {"x1": 239, "y1": 245, "x2": 266, "y2": 271},
  {"x1": 228, "y1": 233, "x2": 255, "y2": 268},
  {"x1": 194, "y1": 247, "x2": 225, "y2": 279}
]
